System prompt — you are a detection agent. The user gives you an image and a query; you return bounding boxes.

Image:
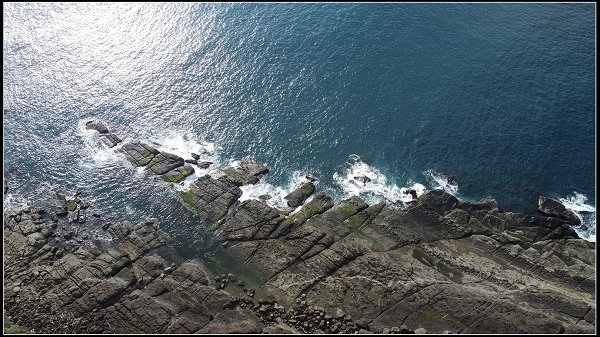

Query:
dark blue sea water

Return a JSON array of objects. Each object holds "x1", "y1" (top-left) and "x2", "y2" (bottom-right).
[{"x1": 3, "y1": 3, "x2": 596, "y2": 252}]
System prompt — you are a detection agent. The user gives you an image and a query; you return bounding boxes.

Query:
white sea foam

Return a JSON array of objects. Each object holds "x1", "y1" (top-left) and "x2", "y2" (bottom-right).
[
  {"x1": 333, "y1": 154, "x2": 425, "y2": 206},
  {"x1": 76, "y1": 119, "x2": 125, "y2": 168},
  {"x1": 238, "y1": 170, "x2": 316, "y2": 209},
  {"x1": 424, "y1": 169, "x2": 459, "y2": 195},
  {"x1": 3, "y1": 193, "x2": 30, "y2": 210},
  {"x1": 149, "y1": 131, "x2": 221, "y2": 190},
  {"x1": 558, "y1": 192, "x2": 596, "y2": 242}
]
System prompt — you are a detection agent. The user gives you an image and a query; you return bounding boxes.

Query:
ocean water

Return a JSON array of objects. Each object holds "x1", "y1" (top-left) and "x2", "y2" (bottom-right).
[{"x1": 3, "y1": 3, "x2": 596, "y2": 254}]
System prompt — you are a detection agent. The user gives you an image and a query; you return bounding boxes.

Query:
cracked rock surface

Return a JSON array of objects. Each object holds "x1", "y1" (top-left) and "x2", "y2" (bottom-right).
[{"x1": 4, "y1": 122, "x2": 596, "y2": 334}]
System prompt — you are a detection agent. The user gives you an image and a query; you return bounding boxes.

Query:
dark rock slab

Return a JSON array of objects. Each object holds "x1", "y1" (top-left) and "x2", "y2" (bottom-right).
[
  {"x1": 101, "y1": 133, "x2": 122, "y2": 148},
  {"x1": 222, "y1": 158, "x2": 269, "y2": 186},
  {"x1": 147, "y1": 152, "x2": 184, "y2": 175},
  {"x1": 85, "y1": 120, "x2": 109, "y2": 134},
  {"x1": 284, "y1": 182, "x2": 316, "y2": 208},
  {"x1": 119, "y1": 141, "x2": 160, "y2": 166},
  {"x1": 4, "y1": 212, "x2": 270, "y2": 334},
  {"x1": 161, "y1": 165, "x2": 195, "y2": 183},
  {"x1": 538, "y1": 196, "x2": 580, "y2": 225},
  {"x1": 180, "y1": 175, "x2": 242, "y2": 221},
  {"x1": 218, "y1": 199, "x2": 285, "y2": 241},
  {"x1": 239, "y1": 157, "x2": 269, "y2": 177}
]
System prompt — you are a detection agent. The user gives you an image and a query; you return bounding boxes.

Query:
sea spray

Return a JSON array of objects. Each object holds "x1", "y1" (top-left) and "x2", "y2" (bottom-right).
[
  {"x1": 559, "y1": 192, "x2": 596, "y2": 242},
  {"x1": 77, "y1": 120, "x2": 125, "y2": 168},
  {"x1": 239, "y1": 170, "x2": 317, "y2": 209},
  {"x1": 424, "y1": 169, "x2": 459, "y2": 195},
  {"x1": 333, "y1": 154, "x2": 425, "y2": 206}
]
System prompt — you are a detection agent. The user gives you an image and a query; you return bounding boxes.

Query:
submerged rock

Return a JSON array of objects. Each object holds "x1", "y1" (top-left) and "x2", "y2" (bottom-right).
[
  {"x1": 538, "y1": 196, "x2": 580, "y2": 225},
  {"x1": 198, "y1": 161, "x2": 213, "y2": 169},
  {"x1": 353, "y1": 175, "x2": 371, "y2": 185}
]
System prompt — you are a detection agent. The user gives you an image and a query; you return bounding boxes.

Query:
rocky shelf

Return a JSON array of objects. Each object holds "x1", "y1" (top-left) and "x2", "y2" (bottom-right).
[{"x1": 2, "y1": 121, "x2": 596, "y2": 334}]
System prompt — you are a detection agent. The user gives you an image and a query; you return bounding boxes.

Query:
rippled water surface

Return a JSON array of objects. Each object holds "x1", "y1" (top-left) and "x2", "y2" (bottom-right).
[{"x1": 3, "y1": 3, "x2": 596, "y2": 252}]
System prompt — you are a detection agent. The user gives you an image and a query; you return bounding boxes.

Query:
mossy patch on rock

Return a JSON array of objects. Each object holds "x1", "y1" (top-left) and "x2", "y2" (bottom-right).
[
  {"x1": 139, "y1": 155, "x2": 153, "y2": 166},
  {"x1": 67, "y1": 201, "x2": 78, "y2": 212},
  {"x1": 161, "y1": 165, "x2": 194, "y2": 183},
  {"x1": 181, "y1": 190, "x2": 199, "y2": 206},
  {"x1": 4, "y1": 323, "x2": 30, "y2": 334}
]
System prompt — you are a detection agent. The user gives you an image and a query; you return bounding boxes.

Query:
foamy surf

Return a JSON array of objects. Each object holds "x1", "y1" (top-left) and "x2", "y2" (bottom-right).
[
  {"x1": 558, "y1": 192, "x2": 596, "y2": 242},
  {"x1": 148, "y1": 131, "x2": 222, "y2": 190},
  {"x1": 239, "y1": 170, "x2": 317, "y2": 209},
  {"x1": 76, "y1": 119, "x2": 125, "y2": 168},
  {"x1": 333, "y1": 155, "x2": 426, "y2": 206},
  {"x1": 424, "y1": 169, "x2": 459, "y2": 195}
]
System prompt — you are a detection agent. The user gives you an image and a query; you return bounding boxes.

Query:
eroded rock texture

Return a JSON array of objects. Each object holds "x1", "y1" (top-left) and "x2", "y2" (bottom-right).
[
  {"x1": 3, "y1": 214, "x2": 266, "y2": 334},
  {"x1": 4, "y1": 123, "x2": 595, "y2": 334},
  {"x1": 214, "y1": 190, "x2": 595, "y2": 334}
]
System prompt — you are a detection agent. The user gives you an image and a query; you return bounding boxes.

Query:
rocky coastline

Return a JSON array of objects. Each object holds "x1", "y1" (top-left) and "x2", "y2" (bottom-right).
[{"x1": 3, "y1": 121, "x2": 596, "y2": 334}]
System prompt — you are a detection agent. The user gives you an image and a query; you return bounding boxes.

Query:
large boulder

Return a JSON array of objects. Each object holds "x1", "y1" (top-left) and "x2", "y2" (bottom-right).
[
  {"x1": 538, "y1": 196, "x2": 580, "y2": 225},
  {"x1": 284, "y1": 182, "x2": 316, "y2": 208},
  {"x1": 180, "y1": 175, "x2": 242, "y2": 221},
  {"x1": 222, "y1": 158, "x2": 269, "y2": 186}
]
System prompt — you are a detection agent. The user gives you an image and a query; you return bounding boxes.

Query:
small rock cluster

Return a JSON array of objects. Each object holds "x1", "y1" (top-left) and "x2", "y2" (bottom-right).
[
  {"x1": 86, "y1": 120, "x2": 122, "y2": 147},
  {"x1": 230, "y1": 293, "x2": 396, "y2": 334}
]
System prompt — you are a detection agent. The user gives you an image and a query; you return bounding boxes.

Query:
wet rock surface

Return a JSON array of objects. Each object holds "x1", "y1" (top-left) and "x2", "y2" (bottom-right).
[
  {"x1": 119, "y1": 141, "x2": 160, "y2": 166},
  {"x1": 284, "y1": 182, "x2": 316, "y2": 208},
  {"x1": 222, "y1": 157, "x2": 269, "y2": 186},
  {"x1": 161, "y1": 164, "x2": 195, "y2": 183},
  {"x1": 85, "y1": 120, "x2": 109, "y2": 134},
  {"x1": 538, "y1": 196, "x2": 581, "y2": 225},
  {"x1": 147, "y1": 152, "x2": 185, "y2": 175},
  {"x1": 101, "y1": 133, "x2": 122, "y2": 148},
  {"x1": 4, "y1": 122, "x2": 596, "y2": 334}
]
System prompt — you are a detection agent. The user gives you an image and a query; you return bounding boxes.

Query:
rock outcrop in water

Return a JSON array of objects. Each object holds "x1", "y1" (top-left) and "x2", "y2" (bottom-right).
[
  {"x1": 538, "y1": 196, "x2": 581, "y2": 225},
  {"x1": 3, "y1": 123, "x2": 596, "y2": 334},
  {"x1": 284, "y1": 182, "x2": 315, "y2": 208}
]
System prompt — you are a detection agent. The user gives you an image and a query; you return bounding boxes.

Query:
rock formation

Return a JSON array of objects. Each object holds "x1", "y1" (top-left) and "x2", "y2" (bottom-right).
[
  {"x1": 3, "y1": 122, "x2": 596, "y2": 334},
  {"x1": 538, "y1": 196, "x2": 581, "y2": 225}
]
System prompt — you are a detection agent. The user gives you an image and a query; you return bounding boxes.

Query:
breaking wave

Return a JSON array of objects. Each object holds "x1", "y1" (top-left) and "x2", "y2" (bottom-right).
[
  {"x1": 558, "y1": 192, "x2": 596, "y2": 242},
  {"x1": 332, "y1": 154, "x2": 426, "y2": 206}
]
